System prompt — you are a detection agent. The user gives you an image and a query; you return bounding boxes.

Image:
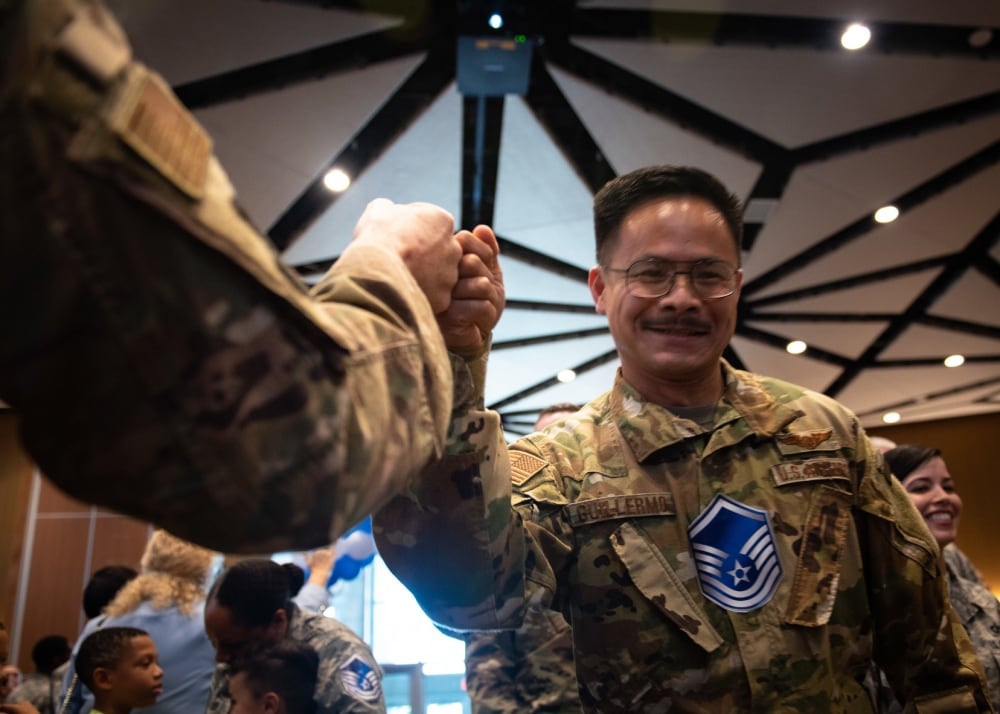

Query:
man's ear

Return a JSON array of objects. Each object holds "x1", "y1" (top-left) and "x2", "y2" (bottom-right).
[
  {"x1": 588, "y1": 266, "x2": 607, "y2": 315},
  {"x1": 262, "y1": 691, "x2": 281, "y2": 713},
  {"x1": 92, "y1": 667, "x2": 114, "y2": 692}
]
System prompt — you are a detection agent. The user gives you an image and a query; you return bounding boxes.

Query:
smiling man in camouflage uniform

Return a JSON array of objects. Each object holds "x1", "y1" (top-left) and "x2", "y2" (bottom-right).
[
  {"x1": 375, "y1": 166, "x2": 992, "y2": 712},
  {"x1": 0, "y1": 0, "x2": 468, "y2": 554}
]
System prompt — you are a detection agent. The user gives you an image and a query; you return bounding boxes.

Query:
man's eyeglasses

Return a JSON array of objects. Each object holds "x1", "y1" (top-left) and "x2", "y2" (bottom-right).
[{"x1": 603, "y1": 257, "x2": 739, "y2": 300}]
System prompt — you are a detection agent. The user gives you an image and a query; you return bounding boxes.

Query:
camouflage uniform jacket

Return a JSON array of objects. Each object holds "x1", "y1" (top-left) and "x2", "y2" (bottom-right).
[
  {"x1": 1, "y1": 0, "x2": 453, "y2": 553},
  {"x1": 376, "y1": 359, "x2": 991, "y2": 713},
  {"x1": 464, "y1": 580, "x2": 582, "y2": 713},
  {"x1": 206, "y1": 604, "x2": 385, "y2": 714},
  {"x1": 945, "y1": 546, "x2": 1000, "y2": 711}
]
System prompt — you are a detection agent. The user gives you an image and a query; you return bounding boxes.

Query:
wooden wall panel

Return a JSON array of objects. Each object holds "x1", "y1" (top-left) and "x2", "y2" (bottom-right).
[
  {"x1": 0, "y1": 414, "x2": 33, "y2": 630},
  {"x1": 15, "y1": 516, "x2": 90, "y2": 668}
]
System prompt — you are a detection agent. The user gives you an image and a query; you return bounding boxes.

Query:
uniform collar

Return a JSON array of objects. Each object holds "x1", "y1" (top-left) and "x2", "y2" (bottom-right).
[{"x1": 610, "y1": 361, "x2": 803, "y2": 463}]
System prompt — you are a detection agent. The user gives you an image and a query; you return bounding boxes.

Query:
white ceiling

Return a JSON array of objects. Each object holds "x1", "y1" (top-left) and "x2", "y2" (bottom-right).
[{"x1": 103, "y1": 0, "x2": 1000, "y2": 436}]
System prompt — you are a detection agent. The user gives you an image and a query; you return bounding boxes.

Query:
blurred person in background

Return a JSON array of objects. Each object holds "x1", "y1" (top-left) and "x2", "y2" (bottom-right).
[
  {"x1": 5, "y1": 635, "x2": 70, "y2": 713},
  {"x1": 885, "y1": 444, "x2": 1000, "y2": 711},
  {"x1": 204, "y1": 559, "x2": 382, "y2": 714},
  {"x1": 61, "y1": 530, "x2": 216, "y2": 714}
]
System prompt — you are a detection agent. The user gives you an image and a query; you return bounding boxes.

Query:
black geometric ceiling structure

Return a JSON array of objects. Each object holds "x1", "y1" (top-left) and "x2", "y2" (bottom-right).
[{"x1": 167, "y1": 1, "x2": 1000, "y2": 436}]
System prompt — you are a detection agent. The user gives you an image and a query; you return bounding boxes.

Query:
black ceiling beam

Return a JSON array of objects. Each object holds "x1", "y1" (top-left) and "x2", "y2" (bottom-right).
[
  {"x1": 747, "y1": 312, "x2": 898, "y2": 323},
  {"x1": 268, "y1": 48, "x2": 455, "y2": 250},
  {"x1": 524, "y1": 54, "x2": 617, "y2": 194},
  {"x1": 570, "y1": 9, "x2": 1000, "y2": 59},
  {"x1": 744, "y1": 138, "x2": 1000, "y2": 297},
  {"x1": 917, "y1": 314, "x2": 1000, "y2": 339},
  {"x1": 174, "y1": 28, "x2": 424, "y2": 109},
  {"x1": 546, "y1": 42, "x2": 784, "y2": 164},
  {"x1": 853, "y1": 375, "x2": 1000, "y2": 419},
  {"x1": 495, "y1": 235, "x2": 591, "y2": 283},
  {"x1": 747, "y1": 255, "x2": 946, "y2": 308},
  {"x1": 734, "y1": 323, "x2": 853, "y2": 368},
  {"x1": 824, "y1": 209, "x2": 1000, "y2": 397},
  {"x1": 505, "y1": 299, "x2": 597, "y2": 314},
  {"x1": 489, "y1": 348, "x2": 619, "y2": 411},
  {"x1": 493, "y1": 326, "x2": 610, "y2": 351},
  {"x1": 975, "y1": 254, "x2": 1000, "y2": 285},
  {"x1": 876, "y1": 355, "x2": 1000, "y2": 368},
  {"x1": 792, "y1": 91, "x2": 1000, "y2": 164},
  {"x1": 460, "y1": 95, "x2": 505, "y2": 229}
]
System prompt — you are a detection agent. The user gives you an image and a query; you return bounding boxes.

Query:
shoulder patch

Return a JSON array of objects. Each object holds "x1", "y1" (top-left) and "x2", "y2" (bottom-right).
[{"x1": 510, "y1": 451, "x2": 548, "y2": 487}]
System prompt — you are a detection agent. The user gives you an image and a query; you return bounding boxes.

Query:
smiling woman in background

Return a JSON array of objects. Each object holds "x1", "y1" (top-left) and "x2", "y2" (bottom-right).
[{"x1": 885, "y1": 444, "x2": 1000, "y2": 710}]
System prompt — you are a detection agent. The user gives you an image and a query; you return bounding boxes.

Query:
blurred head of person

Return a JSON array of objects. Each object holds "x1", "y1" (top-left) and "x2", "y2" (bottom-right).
[
  {"x1": 105, "y1": 529, "x2": 216, "y2": 618},
  {"x1": 31, "y1": 634, "x2": 71, "y2": 675},
  {"x1": 534, "y1": 403, "x2": 580, "y2": 431},
  {"x1": 205, "y1": 560, "x2": 294, "y2": 664},
  {"x1": 83, "y1": 565, "x2": 139, "y2": 620},
  {"x1": 868, "y1": 435, "x2": 897, "y2": 455},
  {"x1": 228, "y1": 640, "x2": 319, "y2": 714},
  {"x1": 884, "y1": 444, "x2": 961, "y2": 550}
]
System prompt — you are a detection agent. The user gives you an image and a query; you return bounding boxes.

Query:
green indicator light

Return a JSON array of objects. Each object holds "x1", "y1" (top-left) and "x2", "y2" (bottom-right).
[{"x1": 515, "y1": 34, "x2": 526, "y2": 43}]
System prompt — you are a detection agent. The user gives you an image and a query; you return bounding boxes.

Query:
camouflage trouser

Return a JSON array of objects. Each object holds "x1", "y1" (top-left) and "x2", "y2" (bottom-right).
[{"x1": 0, "y1": 0, "x2": 450, "y2": 552}]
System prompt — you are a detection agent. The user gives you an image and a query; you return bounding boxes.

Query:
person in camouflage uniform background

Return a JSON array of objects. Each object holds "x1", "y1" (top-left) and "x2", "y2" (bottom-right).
[
  {"x1": 0, "y1": 0, "x2": 469, "y2": 554},
  {"x1": 374, "y1": 165, "x2": 993, "y2": 712},
  {"x1": 883, "y1": 445, "x2": 1000, "y2": 711},
  {"x1": 204, "y1": 560, "x2": 384, "y2": 714},
  {"x1": 464, "y1": 404, "x2": 583, "y2": 714}
]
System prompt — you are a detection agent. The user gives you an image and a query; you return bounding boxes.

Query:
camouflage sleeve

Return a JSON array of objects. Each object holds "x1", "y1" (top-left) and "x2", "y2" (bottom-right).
[
  {"x1": 310, "y1": 625, "x2": 385, "y2": 713},
  {"x1": 856, "y1": 435, "x2": 992, "y2": 712},
  {"x1": 374, "y1": 345, "x2": 526, "y2": 631},
  {"x1": 0, "y1": 0, "x2": 452, "y2": 554},
  {"x1": 464, "y1": 629, "x2": 521, "y2": 714}
]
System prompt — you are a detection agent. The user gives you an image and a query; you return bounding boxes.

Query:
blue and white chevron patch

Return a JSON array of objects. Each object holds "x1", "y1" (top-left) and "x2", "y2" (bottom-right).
[
  {"x1": 338, "y1": 655, "x2": 382, "y2": 702},
  {"x1": 688, "y1": 494, "x2": 782, "y2": 613}
]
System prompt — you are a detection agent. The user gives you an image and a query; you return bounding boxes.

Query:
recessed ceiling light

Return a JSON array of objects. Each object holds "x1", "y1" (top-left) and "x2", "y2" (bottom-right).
[
  {"x1": 882, "y1": 411, "x2": 901, "y2": 424},
  {"x1": 786, "y1": 340, "x2": 807, "y2": 355},
  {"x1": 968, "y1": 28, "x2": 993, "y2": 49},
  {"x1": 873, "y1": 205, "x2": 899, "y2": 223},
  {"x1": 557, "y1": 369, "x2": 576, "y2": 383},
  {"x1": 841, "y1": 23, "x2": 871, "y2": 50},
  {"x1": 322, "y1": 168, "x2": 351, "y2": 192},
  {"x1": 944, "y1": 354, "x2": 965, "y2": 368},
  {"x1": 488, "y1": 13, "x2": 503, "y2": 30}
]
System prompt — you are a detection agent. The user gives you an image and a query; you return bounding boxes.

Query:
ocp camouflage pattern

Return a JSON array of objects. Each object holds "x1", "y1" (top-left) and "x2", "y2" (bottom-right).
[
  {"x1": 0, "y1": 0, "x2": 452, "y2": 553},
  {"x1": 464, "y1": 581, "x2": 582, "y2": 713},
  {"x1": 376, "y1": 360, "x2": 992, "y2": 713}
]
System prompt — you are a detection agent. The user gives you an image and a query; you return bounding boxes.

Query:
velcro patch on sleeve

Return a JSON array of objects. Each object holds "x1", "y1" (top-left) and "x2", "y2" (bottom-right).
[
  {"x1": 771, "y1": 458, "x2": 851, "y2": 486},
  {"x1": 113, "y1": 72, "x2": 211, "y2": 200},
  {"x1": 510, "y1": 451, "x2": 548, "y2": 487}
]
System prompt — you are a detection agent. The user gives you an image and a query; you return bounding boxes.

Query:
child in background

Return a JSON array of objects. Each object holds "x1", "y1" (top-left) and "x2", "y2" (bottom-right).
[
  {"x1": 74, "y1": 627, "x2": 163, "y2": 714},
  {"x1": 228, "y1": 641, "x2": 319, "y2": 714}
]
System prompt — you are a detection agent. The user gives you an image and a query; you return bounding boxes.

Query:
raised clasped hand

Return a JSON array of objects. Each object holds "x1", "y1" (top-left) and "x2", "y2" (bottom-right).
[{"x1": 437, "y1": 224, "x2": 505, "y2": 352}]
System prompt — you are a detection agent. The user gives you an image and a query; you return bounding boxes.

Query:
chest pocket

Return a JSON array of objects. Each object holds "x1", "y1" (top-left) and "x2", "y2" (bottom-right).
[
  {"x1": 772, "y1": 435, "x2": 855, "y2": 628},
  {"x1": 611, "y1": 521, "x2": 724, "y2": 653}
]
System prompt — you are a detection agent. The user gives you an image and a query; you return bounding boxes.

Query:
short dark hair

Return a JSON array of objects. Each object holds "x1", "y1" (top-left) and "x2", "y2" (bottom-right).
[
  {"x1": 75, "y1": 627, "x2": 149, "y2": 690},
  {"x1": 83, "y1": 565, "x2": 139, "y2": 619},
  {"x1": 209, "y1": 559, "x2": 293, "y2": 628},
  {"x1": 593, "y1": 165, "x2": 743, "y2": 264},
  {"x1": 230, "y1": 641, "x2": 319, "y2": 714},
  {"x1": 30, "y1": 635, "x2": 70, "y2": 674},
  {"x1": 884, "y1": 444, "x2": 941, "y2": 480}
]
